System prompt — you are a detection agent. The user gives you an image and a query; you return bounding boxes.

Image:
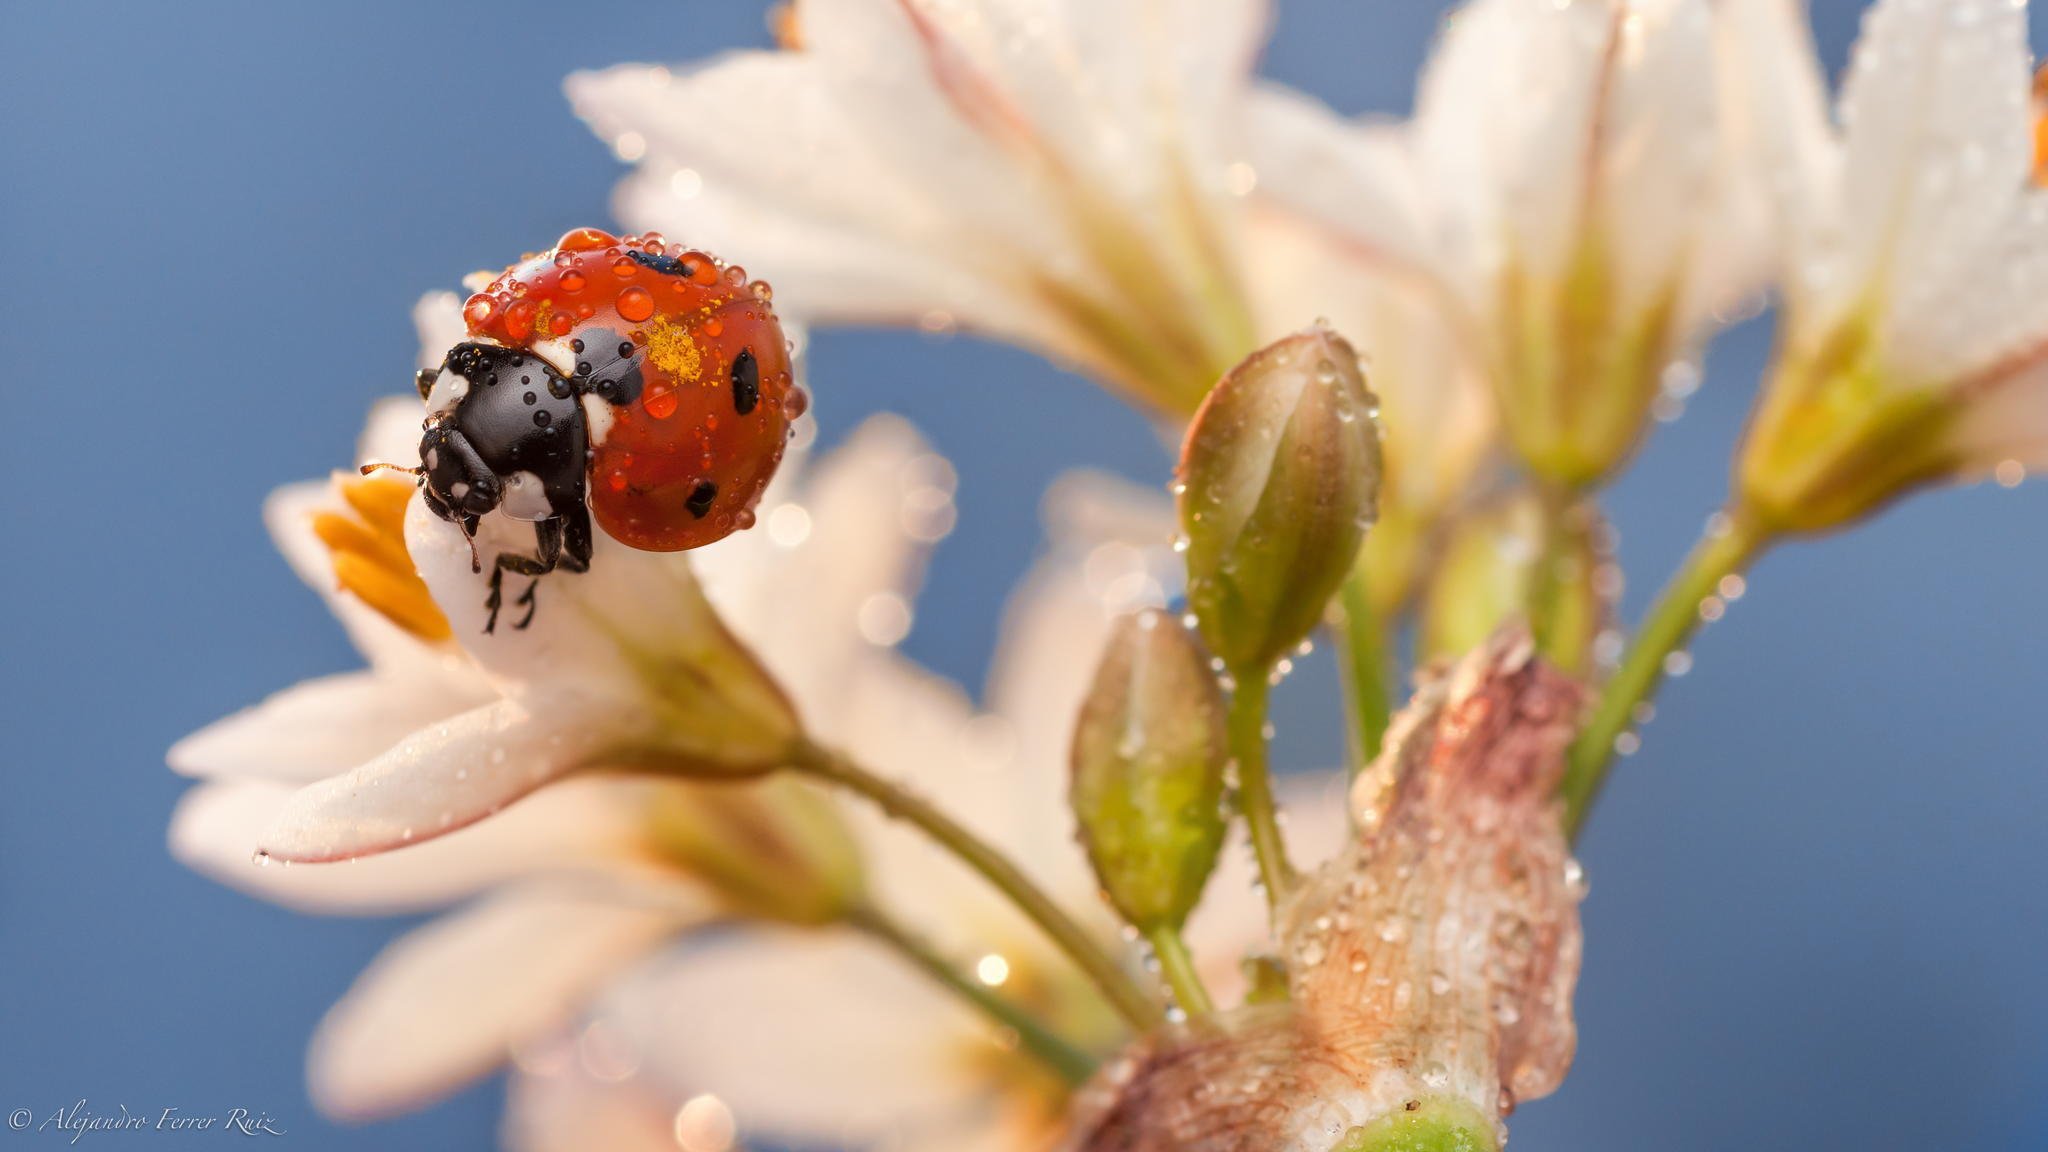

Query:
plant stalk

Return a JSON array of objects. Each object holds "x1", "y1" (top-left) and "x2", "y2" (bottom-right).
[
  {"x1": 1560, "y1": 513, "x2": 1768, "y2": 838},
  {"x1": 1333, "y1": 567, "x2": 1394, "y2": 777},
  {"x1": 1144, "y1": 925, "x2": 1214, "y2": 1018},
  {"x1": 850, "y1": 906, "x2": 1097, "y2": 1085},
  {"x1": 794, "y1": 741, "x2": 1163, "y2": 1030},
  {"x1": 1226, "y1": 674, "x2": 1296, "y2": 914}
]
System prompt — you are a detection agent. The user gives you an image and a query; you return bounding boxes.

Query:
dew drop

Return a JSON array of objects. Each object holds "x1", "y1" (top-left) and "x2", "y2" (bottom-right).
[{"x1": 617, "y1": 286, "x2": 656, "y2": 323}]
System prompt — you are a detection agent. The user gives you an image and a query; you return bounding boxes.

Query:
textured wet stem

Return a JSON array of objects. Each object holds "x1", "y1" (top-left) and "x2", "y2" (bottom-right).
[
  {"x1": 1226, "y1": 674, "x2": 1296, "y2": 915},
  {"x1": 1333, "y1": 567, "x2": 1393, "y2": 778},
  {"x1": 1144, "y1": 925, "x2": 1214, "y2": 1018},
  {"x1": 1560, "y1": 514, "x2": 1767, "y2": 838},
  {"x1": 850, "y1": 905, "x2": 1098, "y2": 1085},
  {"x1": 794, "y1": 741, "x2": 1163, "y2": 1030}
]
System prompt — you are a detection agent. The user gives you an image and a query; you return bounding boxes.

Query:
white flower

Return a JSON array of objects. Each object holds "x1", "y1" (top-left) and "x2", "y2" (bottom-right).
[
  {"x1": 566, "y1": 0, "x2": 1271, "y2": 417},
  {"x1": 1725, "y1": 0, "x2": 2048, "y2": 532},
  {"x1": 497, "y1": 478, "x2": 1352, "y2": 1152},
  {"x1": 567, "y1": 0, "x2": 1496, "y2": 602},
  {"x1": 169, "y1": 293, "x2": 961, "y2": 1118},
  {"x1": 1250, "y1": 0, "x2": 1770, "y2": 489}
]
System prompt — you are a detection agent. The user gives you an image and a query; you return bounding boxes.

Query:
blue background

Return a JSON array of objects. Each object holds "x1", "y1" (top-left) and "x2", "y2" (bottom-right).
[{"x1": 3, "y1": 1, "x2": 2044, "y2": 1147}]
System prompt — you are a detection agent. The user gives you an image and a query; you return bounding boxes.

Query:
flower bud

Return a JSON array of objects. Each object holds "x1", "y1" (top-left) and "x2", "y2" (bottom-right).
[
  {"x1": 645, "y1": 778, "x2": 864, "y2": 926},
  {"x1": 1420, "y1": 494, "x2": 1609, "y2": 676},
  {"x1": 1067, "y1": 632, "x2": 1584, "y2": 1152},
  {"x1": 1070, "y1": 609, "x2": 1230, "y2": 934},
  {"x1": 1177, "y1": 324, "x2": 1382, "y2": 674}
]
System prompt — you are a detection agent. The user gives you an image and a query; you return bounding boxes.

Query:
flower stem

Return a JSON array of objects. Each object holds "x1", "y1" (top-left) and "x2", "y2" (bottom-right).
[
  {"x1": 1332, "y1": 567, "x2": 1393, "y2": 777},
  {"x1": 1144, "y1": 925, "x2": 1214, "y2": 1018},
  {"x1": 850, "y1": 906, "x2": 1098, "y2": 1085},
  {"x1": 794, "y1": 742, "x2": 1163, "y2": 1030},
  {"x1": 1227, "y1": 674, "x2": 1295, "y2": 913},
  {"x1": 1560, "y1": 513, "x2": 1768, "y2": 838}
]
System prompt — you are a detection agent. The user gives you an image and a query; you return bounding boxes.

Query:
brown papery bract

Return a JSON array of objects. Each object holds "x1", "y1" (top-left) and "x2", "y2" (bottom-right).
[{"x1": 1066, "y1": 631, "x2": 1585, "y2": 1152}]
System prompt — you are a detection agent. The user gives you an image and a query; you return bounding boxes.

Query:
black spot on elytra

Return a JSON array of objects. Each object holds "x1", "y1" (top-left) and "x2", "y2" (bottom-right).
[
  {"x1": 628, "y1": 250, "x2": 692, "y2": 278},
  {"x1": 686, "y1": 480, "x2": 717, "y2": 519},
  {"x1": 731, "y1": 348, "x2": 759, "y2": 415}
]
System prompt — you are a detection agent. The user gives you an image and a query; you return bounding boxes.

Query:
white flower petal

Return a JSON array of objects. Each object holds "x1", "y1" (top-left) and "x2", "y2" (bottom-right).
[
  {"x1": 1242, "y1": 85, "x2": 1439, "y2": 289},
  {"x1": 1836, "y1": 0, "x2": 2033, "y2": 362},
  {"x1": 256, "y1": 697, "x2": 649, "y2": 863},
  {"x1": 610, "y1": 929, "x2": 980, "y2": 1148},
  {"x1": 170, "y1": 778, "x2": 650, "y2": 916},
  {"x1": 168, "y1": 669, "x2": 486, "y2": 784},
  {"x1": 1715, "y1": 0, "x2": 1840, "y2": 300},
  {"x1": 503, "y1": 1068, "x2": 691, "y2": 1152},
  {"x1": 309, "y1": 884, "x2": 699, "y2": 1120},
  {"x1": 693, "y1": 414, "x2": 950, "y2": 742},
  {"x1": 1414, "y1": 0, "x2": 1617, "y2": 294},
  {"x1": 412, "y1": 290, "x2": 468, "y2": 371},
  {"x1": 404, "y1": 497, "x2": 797, "y2": 769}
]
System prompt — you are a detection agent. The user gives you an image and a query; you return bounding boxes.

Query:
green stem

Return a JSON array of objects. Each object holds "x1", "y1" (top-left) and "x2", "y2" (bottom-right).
[
  {"x1": 1560, "y1": 513, "x2": 1768, "y2": 838},
  {"x1": 850, "y1": 906, "x2": 1097, "y2": 1085},
  {"x1": 1144, "y1": 925, "x2": 1214, "y2": 1018},
  {"x1": 1226, "y1": 674, "x2": 1295, "y2": 913},
  {"x1": 1333, "y1": 567, "x2": 1394, "y2": 777},
  {"x1": 794, "y1": 742, "x2": 1163, "y2": 1030}
]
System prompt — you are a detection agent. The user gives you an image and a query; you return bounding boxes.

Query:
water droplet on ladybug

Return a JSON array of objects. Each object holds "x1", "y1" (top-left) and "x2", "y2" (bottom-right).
[
  {"x1": 559, "y1": 270, "x2": 586, "y2": 293},
  {"x1": 617, "y1": 286, "x2": 656, "y2": 322},
  {"x1": 463, "y1": 294, "x2": 496, "y2": 327},
  {"x1": 644, "y1": 388, "x2": 678, "y2": 419},
  {"x1": 556, "y1": 227, "x2": 616, "y2": 252},
  {"x1": 750, "y1": 281, "x2": 774, "y2": 302},
  {"x1": 504, "y1": 299, "x2": 538, "y2": 342},
  {"x1": 642, "y1": 233, "x2": 666, "y2": 253},
  {"x1": 724, "y1": 265, "x2": 747, "y2": 286},
  {"x1": 611, "y1": 257, "x2": 638, "y2": 279},
  {"x1": 608, "y1": 470, "x2": 629, "y2": 492},
  {"x1": 703, "y1": 317, "x2": 724, "y2": 338},
  {"x1": 692, "y1": 260, "x2": 719, "y2": 286},
  {"x1": 785, "y1": 386, "x2": 810, "y2": 419}
]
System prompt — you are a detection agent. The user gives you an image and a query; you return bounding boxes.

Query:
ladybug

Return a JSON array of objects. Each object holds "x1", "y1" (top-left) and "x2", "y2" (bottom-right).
[{"x1": 402, "y1": 228, "x2": 803, "y2": 632}]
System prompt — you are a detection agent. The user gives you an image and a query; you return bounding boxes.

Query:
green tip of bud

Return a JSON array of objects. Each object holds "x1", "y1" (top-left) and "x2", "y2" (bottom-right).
[
  {"x1": 1177, "y1": 323, "x2": 1382, "y2": 674},
  {"x1": 1070, "y1": 609, "x2": 1230, "y2": 933},
  {"x1": 645, "y1": 777, "x2": 865, "y2": 926},
  {"x1": 1332, "y1": 1098, "x2": 1499, "y2": 1152}
]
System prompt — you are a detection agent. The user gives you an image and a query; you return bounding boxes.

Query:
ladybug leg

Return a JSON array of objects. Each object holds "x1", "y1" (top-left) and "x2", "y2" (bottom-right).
[
  {"x1": 558, "y1": 504, "x2": 593, "y2": 575},
  {"x1": 483, "y1": 565, "x2": 506, "y2": 634}
]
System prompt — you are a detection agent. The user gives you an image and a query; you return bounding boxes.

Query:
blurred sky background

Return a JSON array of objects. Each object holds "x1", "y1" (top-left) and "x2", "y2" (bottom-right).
[{"x1": 2, "y1": 0, "x2": 2045, "y2": 1147}]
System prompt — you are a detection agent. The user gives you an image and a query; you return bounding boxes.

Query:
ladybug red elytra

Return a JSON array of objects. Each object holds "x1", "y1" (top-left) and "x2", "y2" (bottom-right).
[{"x1": 398, "y1": 228, "x2": 804, "y2": 632}]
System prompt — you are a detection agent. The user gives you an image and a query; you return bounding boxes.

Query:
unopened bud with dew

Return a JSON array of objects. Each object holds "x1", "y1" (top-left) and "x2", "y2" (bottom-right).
[
  {"x1": 1070, "y1": 609, "x2": 1230, "y2": 934},
  {"x1": 1177, "y1": 323, "x2": 1382, "y2": 675}
]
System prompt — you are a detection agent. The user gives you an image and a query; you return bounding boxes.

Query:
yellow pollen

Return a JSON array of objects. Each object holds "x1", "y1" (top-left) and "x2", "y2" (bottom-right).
[
  {"x1": 320, "y1": 474, "x2": 451, "y2": 642},
  {"x1": 645, "y1": 315, "x2": 704, "y2": 382},
  {"x1": 768, "y1": 2, "x2": 804, "y2": 50},
  {"x1": 2032, "y1": 64, "x2": 2048, "y2": 186}
]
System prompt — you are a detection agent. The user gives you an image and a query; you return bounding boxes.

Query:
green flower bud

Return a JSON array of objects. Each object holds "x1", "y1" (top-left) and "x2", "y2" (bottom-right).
[
  {"x1": 1070, "y1": 609, "x2": 1230, "y2": 933},
  {"x1": 1177, "y1": 323, "x2": 1382, "y2": 674},
  {"x1": 645, "y1": 778, "x2": 864, "y2": 926},
  {"x1": 1332, "y1": 1097, "x2": 1499, "y2": 1152}
]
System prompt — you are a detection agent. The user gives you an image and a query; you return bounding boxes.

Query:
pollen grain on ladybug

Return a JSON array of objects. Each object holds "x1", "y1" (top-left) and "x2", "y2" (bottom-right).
[{"x1": 383, "y1": 228, "x2": 805, "y2": 634}]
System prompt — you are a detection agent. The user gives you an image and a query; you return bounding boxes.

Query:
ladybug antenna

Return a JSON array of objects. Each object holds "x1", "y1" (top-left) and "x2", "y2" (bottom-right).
[{"x1": 359, "y1": 461, "x2": 424, "y2": 478}]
